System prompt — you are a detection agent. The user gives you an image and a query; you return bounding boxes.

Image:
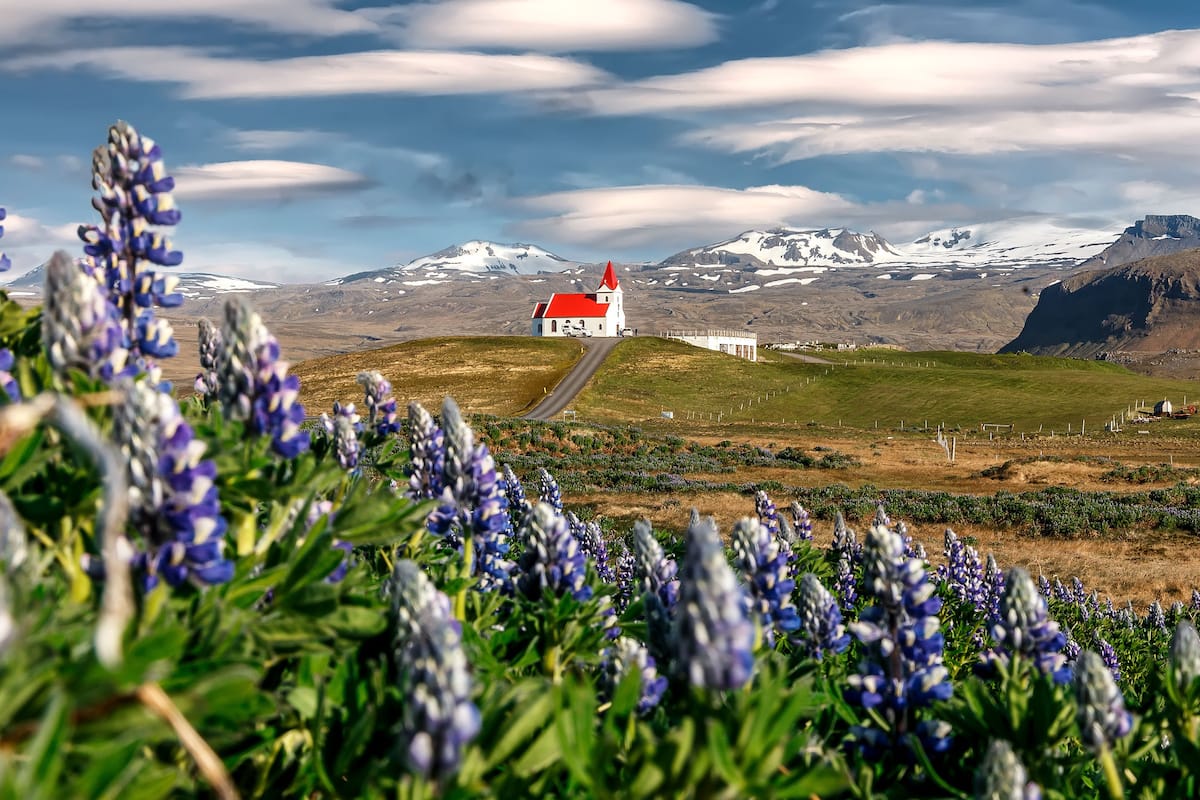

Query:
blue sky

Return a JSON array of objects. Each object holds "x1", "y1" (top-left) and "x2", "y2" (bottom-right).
[{"x1": 4, "y1": 0, "x2": 1200, "y2": 282}]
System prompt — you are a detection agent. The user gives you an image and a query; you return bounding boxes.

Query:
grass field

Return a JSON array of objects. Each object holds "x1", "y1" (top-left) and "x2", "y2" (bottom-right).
[{"x1": 292, "y1": 336, "x2": 585, "y2": 417}]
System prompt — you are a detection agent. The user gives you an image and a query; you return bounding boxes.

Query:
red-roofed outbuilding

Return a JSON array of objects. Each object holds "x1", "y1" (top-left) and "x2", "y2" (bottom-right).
[{"x1": 531, "y1": 262, "x2": 626, "y2": 337}]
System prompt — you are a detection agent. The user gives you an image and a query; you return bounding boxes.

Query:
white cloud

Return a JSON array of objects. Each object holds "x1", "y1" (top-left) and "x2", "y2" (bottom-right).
[
  {"x1": 227, "y1": 130, "x2": 341, "y2": 153},
  {"x1": 172, "y1": 161, "x2": 374, "y2": 201},
  {"x1": 6, "y1": 47, "x2": 611, "y2": 100},
  {"x1": 7, "y1": 154, "x2": 45, "y2": 170},
  {"x1": 0, "y1": 0, "x2": 375, "y2": 45},
  {"x1": 0, "y1": 212, "x2": 83, "y2": 275},
  {"x1": 174, "y1": 241, "x2": 359, "y2": 284},
  {"x1": 375, "y1": 0, "x2": 719, "y2": 52}
]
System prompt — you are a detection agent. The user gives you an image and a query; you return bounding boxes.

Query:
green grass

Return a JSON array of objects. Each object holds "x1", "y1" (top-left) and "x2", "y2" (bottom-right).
[
  {"x1": 293, "y1": 336, "x2": 585, "y2": 417},
  {"x1": 571, "y1": 338, "x2": 1200, "y2": 434}
]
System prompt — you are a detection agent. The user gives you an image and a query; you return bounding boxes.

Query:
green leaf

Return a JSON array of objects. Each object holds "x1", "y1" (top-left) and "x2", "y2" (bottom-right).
[
  {"x1": 325, "y1": 606, "x2": 387, "y2": 638},
  {"x1": 18, "y1": 690, "x2": 68, "y2": 798}
]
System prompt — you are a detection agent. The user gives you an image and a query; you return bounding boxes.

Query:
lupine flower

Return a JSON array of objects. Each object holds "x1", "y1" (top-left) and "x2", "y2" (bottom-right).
[
  {"x1": 500, "y1": 464, "x2": 530, "y2": 532},
  {"x1": 43, "y1": 251, "x2": 132, "y2": 383},
  {"x1": 732, "y1": 517, "x2": 800, "y2": 648},
  {"x1": 1037, "y1": 574, "x2": 1052, "y2": 598},
  {"x1": 303, "y1": 500, "x2": 354, "y2": 584},
  {"x1": 754, "y1": 490, "x2": 780, "y2": 536},
  {"x1": 0, "y1": 207, "x2": 9, "y2": 273},
  {"x1": 981, "y1": 568, "x2": 1070, "y2": 684},
  {"x1": 613, "y1": 542, "x2": 637, "y2": 613},
  {"x1": 941, "y1": 529, "x2": 987, "y2": 612},
  {"x1": 1096, "y1": 637, "x2": 1121, "y2": 683},
  {"x1": 194, "y1": 317, "x2": 222, "y2": 397},
  {"x1": 320, "y1": 402, "x2": 363, "y2": 471},
  {"x1": 790, "y1": 501, "x2": 813, "y2": 541},
  {"x1": 1146, "y1": 600, "x2": 1167, "y2": 632},
  {"x1": 1074, "y1": 650, "x2": 1133, "y2": 752},
  {"x1": 672, "y1": 513, "x2": 755, "y2": 691},
  {"x1": 1170, "y1": 620, "x2": 1200, "y2": 692},
  {"x1": 216, "y1": 297, "x2": 309, "y2": 458},
  {"x1": 568, "y1": 512, "x2": 615, "y2": 583},
  {"x1": 832, "y1": 511, "x2": 861, "y2": 562},
  {"x1": 633, "y1": 519, "x2": 679, "y2": 663},
  {"x1": 0, "y1": 350, "x2": 20, "y2": 403},
  {"x1": 357, "y1": 370, "x2": 400, "y2": 436},
  {"x1": 832, "y1": 512, "x2": 860, "y2": 611},
  {"x1": 406, "y1": 402, "x2": 444, "y2": 501},
  {"x1": 107, "y1": 372, "x2": 233, "y2": 589},
  {"x1": 794, "y1": 573, "x2": 850, "y2": 661},
  {"x1": 0, "y1": 491, "x2": 28, "y2": 572},
  {"x1": 1191, "y1": 589, "x2": 1200, "y2": 614},
  {"x1": 845, "y1": 523, "x2": 953, "y2": 756},
  {"x1": 77, "y1": 121, "x2": 183, "y2": 368},
  {"x1": 516, "y1": 502, "x2": 590, "y2": 601},
  {"x1": 984, "y1": 553, "x2": 1006, "y2": 621},
  {"x1": 974, "y1": 739, "x2": 1042, "y2": 800},
  {"x1": 600, "y1": 636, "x2": 667, "y2": 715},
  {"x1": 426, "y1": 398, "x2": 513, "y2": 591},
  {"x1": 1063, "y1": 637, "x2": 1081, "y2": 664},
  {"x1": 388, "y1": 559, "x2": 480, "y2": 779},
  {"x1": 537, "y1": 467, "x2": 563, "y2": 513}
]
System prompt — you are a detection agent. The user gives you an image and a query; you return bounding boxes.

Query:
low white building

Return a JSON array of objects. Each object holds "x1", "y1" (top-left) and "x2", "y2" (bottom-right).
[
  {"x1": 663, "y1": 329, "x2": 757, "y2": 361},
  {"x1": 531, "y1": 261, "x2": 626, "y2": 337}
]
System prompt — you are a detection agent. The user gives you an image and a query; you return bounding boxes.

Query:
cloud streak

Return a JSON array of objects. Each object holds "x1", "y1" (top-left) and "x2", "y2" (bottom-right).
[{"x1": 172, "y1": 161, "x2": 374, "y2": 201}]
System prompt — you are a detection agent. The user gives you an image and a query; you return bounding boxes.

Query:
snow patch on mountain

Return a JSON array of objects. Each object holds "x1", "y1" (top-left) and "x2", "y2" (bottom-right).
[{"x1": 329, "y1": 241, "x2": 577, "y2": 285}]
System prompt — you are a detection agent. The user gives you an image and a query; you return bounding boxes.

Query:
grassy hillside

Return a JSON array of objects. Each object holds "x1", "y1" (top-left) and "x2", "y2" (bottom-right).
[
  {"x1": 571, "y1": 338, "x2": 1200, "y2": 434},
  {"x1": 292, "y1": 336, "x2": 585, "y2": 417}
]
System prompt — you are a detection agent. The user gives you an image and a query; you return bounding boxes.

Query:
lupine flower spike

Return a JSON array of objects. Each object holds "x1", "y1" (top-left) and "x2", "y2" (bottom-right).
[
  {"x1": 0, "y1": 207, "x2": 10, "y2": 273},
  {"x1": 793, "y1": 573, "x2": 850, "y2": 661},
  {"x1": 43, "y1": 251, "x2": 132, "y2": 383},
  {"x1": 500, "y1": 464, "x2": 530, "y2": 532},
  {"x1": 537, "y1": 468, "x2": 563, "y2": 513},
  {"x1": 600, "y1": 636, "x2": 667, "y2": 715},
  {"x1": 981, "y1": 567, "x2": 1070, "y2": 684},
  {"x1": 357, "y1": 370, "x2": 400, "y2": 436},
  {"x1": 388, "y1": 560, "x2": 480, "y2": 779},
  {"x1": 633, "y1": 519, "x2": 679, "y2": 663},
  {"x1": 1169, "y1": 620, "x2": 1200, "y2": 693},
  {"x1": 194, "y1": 317, "x2": 222, "y2": 397},
  {"x1": 320, "y1": 402, "x2": 363, "y2": 471},
  {"x1": 516, "y1": 502, "x2": 590, "y2": 601},
  {"x1": 406, "y1": 401, "x2": 444, "y2": 501},
  {"x1": 1074, "y1": 650, "x2": 1133, "y2": 753},
  {"x1": 731, "y1": 517, "x2": 800, "y2": 648},
  {"x1": 672, "y1": 513, "x2": 755, "y2": 691},
  {"x1": 974, "y1": 739, "x2": 1042, "y2": 800}
]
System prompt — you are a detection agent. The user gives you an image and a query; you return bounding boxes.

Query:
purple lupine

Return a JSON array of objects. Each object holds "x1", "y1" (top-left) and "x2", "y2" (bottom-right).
[
  {"x1": 357, "y1": 370, "x2": 400, "y2": 436},
  {"x1": 941, "y1": 528, "x2": 987, "y2": 612},
  {"x1": 980, "y1": 568, "x2": 1070, "y2": 684},
  {"x1": 1037, "y1": 574, "x2": 1052, "y2": 598},
  {"x1": 1096, "y1": 637, "x2": 1120, "y2": 683},
  {"x1": 1146, "y1": 600, "x2": 1168, "y2": 632},
  {"x1": 216, "y1": 297, "x2": 309, "y2": 458},
  {"x1": 832, "y1": 512, "x2": 860, "y2": 611},
  {"x1": 77, "y1": 121, "x2": 183, "y2": 369},
  {"x1": 1191, "y1": 589, "x2": 1200, "y2": 614},
  {"x1": 43, "y1": 251, "x2": 132, "y2": 383},
  {"x1": 568, "y1": 512, "x2": 615, "y2": 583},
  {"x1": 320, "y1": 402, "x2": 363, "y2": 471},
  {"x1": 754, "y1": 490, "x2": 780, "y2": 536},
  {"x1": 672, "y1": 513, "x2": 755, "y2": 691},
  {"x1": 845, "y1": 522, "x2": 953, "y2": 757},
  {"x1": 613, "y1": 542, "x2": 637, "y2": 613},
  {"x1": 794, "y1": 573, "x2": 850, "y2": 661},
  {"x1": 632, "y1": 519, "x2": 679, "y2": 664},
  {"x1": 984, "y1": 553, "x2": 1006, "y2": 621},
  {"x1": 0, "y1": 350, "x2": 19, "y2": 403},
  {"x1": 388, "y1": 559, "x2": 480, "y2": 779},
  {"x1": 304, "y1": 500, "x2": 354, "y2": 584},
  {"x1": 0, "y1": 491, "x2": 28, "y2": 571},
  {"x1": 974, "y1": 739, "x2": 1042, "y2": 800},
  {"x1": 426, "y1": 397, "x2": 513, "y2": 591},
  {"x1": 789, "y1": 501, "x2": 814, "y2": 542},
  {"x1": 536, "y1": 468, "x2": 564, "y2": 513},
  {"x1": 731, "y1": 517, "x2": 800, "y2": 648},
  {"x1": 500, "y1": 464, "x2": 530, "y2": 533},
  {"x1": 1170, "y1": 621, "x2": 1200, "y2": 692},
  {"x1": 516, "y1": 502, "x2": 591, "y2": 601},
  {"x1": 406, "y1": 402, "x2": 444, "y2": 501},
  {"x1": 1074, "y1": 650, "x2": 1133, "y2": 752},
  {"x1": 194, "y1": 317, "x2": 222, "y2": 397},
  {"x1": 0, "y1": 207, "x2": 9, "y2": 273},
  {"x1": 600, "y1": 636, "x2": 667, "y2": 715}
]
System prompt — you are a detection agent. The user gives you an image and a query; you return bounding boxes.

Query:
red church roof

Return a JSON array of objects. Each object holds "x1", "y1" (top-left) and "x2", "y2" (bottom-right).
[
  {"x1": 532, "y1": 293, "x2": 611, "y2": 319},
  {"x1": 599, "y1": 260, "x2": 619, "y2": 290}
]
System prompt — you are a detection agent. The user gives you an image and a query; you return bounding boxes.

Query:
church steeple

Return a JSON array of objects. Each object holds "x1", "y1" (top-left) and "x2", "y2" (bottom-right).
[{"x1": 598, "y1": 260, "x2": 619, "y2": 290}]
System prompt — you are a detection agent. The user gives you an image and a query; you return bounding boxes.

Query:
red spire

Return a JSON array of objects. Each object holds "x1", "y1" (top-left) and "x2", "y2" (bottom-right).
[{"x1": 599, "y1": 260, "x2": 619, "y2": 290}]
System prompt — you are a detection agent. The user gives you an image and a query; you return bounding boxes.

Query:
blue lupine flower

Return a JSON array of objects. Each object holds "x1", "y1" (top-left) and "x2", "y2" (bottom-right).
[
  {"x1": 672, "y1": 513, "x2": 755, "y2": 691},
  {"x1": 43, "y1": 251, "x2": 133, "y2": 383},
  {"x1": 980, "y1": 568, "x2": 1070, "y2": 684},
  {"x1": 984, "y1": 553, "x2": 1006, "y2": 621},
  {"x1": 1037, "y1": 574, "x2": 1052, "y2": 598},
  {"x1": 732, "y1": 517, "x2": 800, "y2": 648},
  {"x1": 78, "y1": 121, "x2": 183, "y2": 368},
  {"x1": 388, "y1": 559, "x2": 480, "y2": 779},
  {"x1": 941, "y1": 528, "x2": 987, "y2": 612},
  {"x1": 600, "y1": 636, "x2": 667, "y2": 715},
  {"x1": 974, "y1": 739, "x2": 1042, "y2": 800},
  {"x1": 1170, "y1": 620, "x2": 1200, "y2": 692},
  {"x1": 790, "y1": 501, "x2": 814, "y2": 542},
  {"x1": 845, "y1": 523, "x2": 953, "y2": 756},
  {"x1": 216, "y1": 297, "x2": 309, "y2": 458},
  {"x1": 0, "y1": 207, "x2": 9, "y2": 273},
  {"x1": 1146, "y1": 600, "x2": 1167, "y2": 632},
  {"x1": 754, "y1": 490, "x2": 780, "y2": 536},
  {"x1": 632, "y1": 519, "x2": 679, "y2": 663},
  {"x1": 516, "y1": 502, "x2": 591, "y2": 601},
  {"x1": 1096, "y1": 637, "x2": 1120, "y2": 683},
  {"x1": 357, "y1": 370, "x2": 400, "y2": 436},
  {"x1": 613, "y1": 542, "x2": 636, "y2": 613},
  {"x1": 302, "y1": 499, "x2": 354, "y2": 584},
  {"x1": 832, "y1": 512, "x2": 860, "y2": 611},
  {"x1": 537, "y1": 467, "x2": 563, "y2": 513},
  {"x1": 0, "y1": 350, "x2": 19, "y2": 403},
  {"x1": 426, "y1": 398, "x2": 513, "y2": 591},
  {"x1": 194, "y1": 317, "x2": 222, "y2": 397},
  {"x1": 1074, "y1": 650, "x2": 1133, "y2": 752},
  {"x1": 500, "y1": 464, "x2": 530, "y2": 533},
  {"x1": 320, "y1": 402, "x2": 363, "y2": 471},
  {"x1": 0, "y1": 491, "x2": 28, "y2": 571},
  {"x1": 568, "y1": 512, "x2": 615, "y2": 583},
  {"x1": 1191, "y1": 589, "x2": 1200, "y2": 614},
  {"x1": 406, "y1": 402, "x2": 445, "y2": 501},
  {"x1": 794, "y1": 573, "x2": 851, "y2": 661}
]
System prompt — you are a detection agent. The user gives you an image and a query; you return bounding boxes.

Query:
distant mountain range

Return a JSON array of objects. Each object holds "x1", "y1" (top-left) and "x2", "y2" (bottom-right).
[
  {"x1": 4, "y1": 263, "x2": 278, "y2": 298},
  {"x1": 326, "y1": 241, "x2": 580, "y2": 286}
]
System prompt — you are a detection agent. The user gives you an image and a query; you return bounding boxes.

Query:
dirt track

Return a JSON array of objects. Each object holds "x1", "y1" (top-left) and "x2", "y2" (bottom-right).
[{"x1": 522, "y1": 337, "x2": 622, "y2": 421}]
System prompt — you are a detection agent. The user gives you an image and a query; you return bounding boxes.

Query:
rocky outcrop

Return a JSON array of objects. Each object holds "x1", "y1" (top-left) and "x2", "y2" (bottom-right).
[{"x1": 1078, "y1": 214, "x2": 1200, "y2": 271}]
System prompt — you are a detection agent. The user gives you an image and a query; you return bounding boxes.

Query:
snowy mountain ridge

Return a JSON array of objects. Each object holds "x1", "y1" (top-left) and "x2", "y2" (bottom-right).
[{"x1": 328, "y1": 240, "x2": 579, "y2": 286}]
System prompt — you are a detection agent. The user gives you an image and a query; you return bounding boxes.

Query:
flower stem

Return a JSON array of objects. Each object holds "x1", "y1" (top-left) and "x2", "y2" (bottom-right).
[{"x1": 1098, "y1": 743, "x2": 1124, "y2": 800}]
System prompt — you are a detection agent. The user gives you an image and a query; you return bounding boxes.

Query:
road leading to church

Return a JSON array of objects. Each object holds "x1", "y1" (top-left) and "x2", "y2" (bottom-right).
[{"x1": 522, "y1": 337, "x2": 623, "y2": 421}]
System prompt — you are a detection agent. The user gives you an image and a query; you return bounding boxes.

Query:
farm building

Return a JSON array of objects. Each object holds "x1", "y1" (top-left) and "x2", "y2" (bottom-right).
[
  {"x1": 663, "y1": 330, "x2": 758, "y2": 362},
  {"x1": 1155, "y1": 399, "x2": 1173, "y2": 416},
  {"x1": 531, "y1": 261, "x2": 626, "y2": 338}
]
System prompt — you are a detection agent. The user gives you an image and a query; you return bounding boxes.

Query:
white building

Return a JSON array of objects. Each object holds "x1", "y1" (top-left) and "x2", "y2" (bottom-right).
[
  {"x1": 531, "y1": 261, "x2": 626, "y2": 337},
  {"x1": 663, "y1": 330, "x2": 757, "y2": 361}
]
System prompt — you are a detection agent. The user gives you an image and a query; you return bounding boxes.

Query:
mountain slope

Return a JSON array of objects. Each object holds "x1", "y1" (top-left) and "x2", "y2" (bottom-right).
[
  {"x1": 331, "y1": 241, "x2": 578, "y2": 285},
  {"x1": 4, "y1": 264, "x2": 278, "y2": 297},
  {"x1": 1076, "y1": 214, "x2": 1200, "y2": 271}
]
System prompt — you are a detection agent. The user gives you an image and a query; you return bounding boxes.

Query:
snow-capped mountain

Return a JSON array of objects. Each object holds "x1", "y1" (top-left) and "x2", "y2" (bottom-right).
[
  {"x1": 329, "y1": 241, "x2": 578, "y2": 286},
  {"x1": 2, "y1": 265, "x2": 278, "y2": 298},
  {"x1": 905, "y1": 217, "x2": 1121, "y2": 268},
  {"x1": 660, "y1": 228, "x2": 903, "y2": 270}
]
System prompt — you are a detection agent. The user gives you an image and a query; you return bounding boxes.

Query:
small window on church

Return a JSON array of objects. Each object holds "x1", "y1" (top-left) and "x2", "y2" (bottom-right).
[{"x1": 552, "y1": 320, "x2": 557, "y2": 332}]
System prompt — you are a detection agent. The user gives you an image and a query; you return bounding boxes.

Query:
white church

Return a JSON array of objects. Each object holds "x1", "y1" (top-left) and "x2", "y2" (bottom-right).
[{"x1": 531, "y1": 261, "x2": 626, "y2": 337}]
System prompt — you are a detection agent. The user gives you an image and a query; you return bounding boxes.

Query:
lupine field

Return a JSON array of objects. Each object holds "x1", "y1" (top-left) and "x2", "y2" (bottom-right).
[{"x1": 1, "y1": 122, "x2": 1200, "y2": 799}]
